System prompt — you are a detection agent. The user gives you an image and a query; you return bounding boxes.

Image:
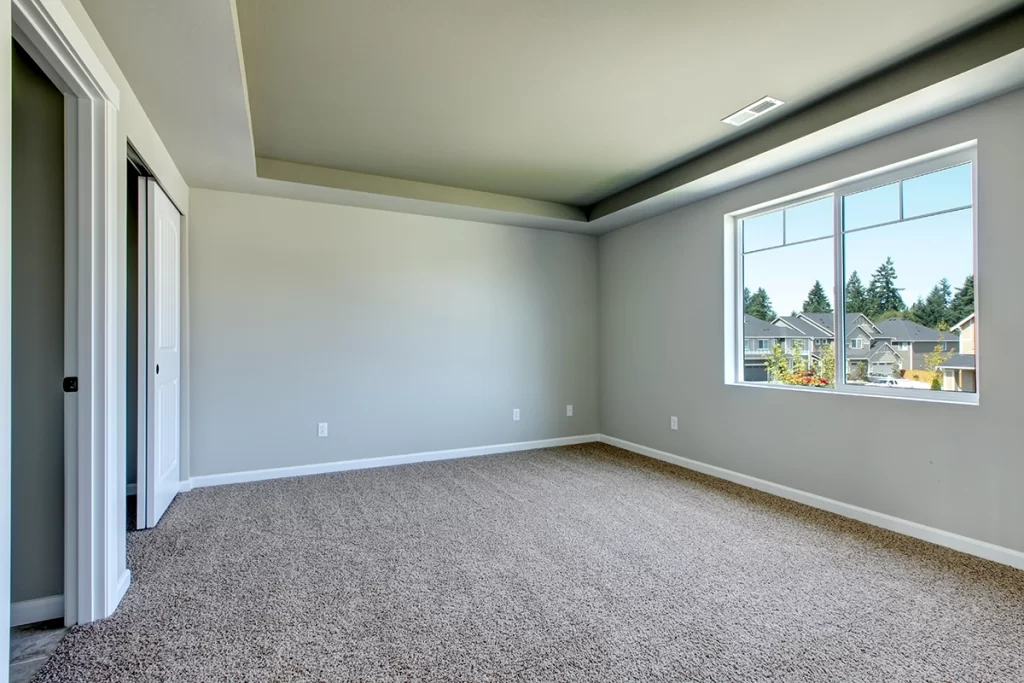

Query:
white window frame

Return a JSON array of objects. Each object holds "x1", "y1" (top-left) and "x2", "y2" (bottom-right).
[
  {"x1": 724, "y1": 143, "x2": 978, "y2": 405},
  {"x1": 849, "y1": 338, "x2": 863, "y2": 350},
  {"x1": 757, "y1": 339, "x2": 770, "y2": 351}
]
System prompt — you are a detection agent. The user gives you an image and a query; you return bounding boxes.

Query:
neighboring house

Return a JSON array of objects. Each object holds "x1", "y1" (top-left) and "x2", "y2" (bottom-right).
[
  {"x1": 875, "y1": 318, "x2": 959, "y2": 372},
  {"x1": 742, "y1": 315, "x2": 813, "y2": 381},
  {"x1": 952, "y1": 312, "x2": 976, "y2": 354},
  {"x1": 744, "y1": 312, "x2": 957, "y2": 381},
  {"x1": 938, "y1": 354, "x2": 977, "y2": 392},
  {"x1": 941, "y1": 313, "x2": 977, "y2": 391},
  {"x1": 778, "y1": 312, "x2": 902, "y2": 379}
]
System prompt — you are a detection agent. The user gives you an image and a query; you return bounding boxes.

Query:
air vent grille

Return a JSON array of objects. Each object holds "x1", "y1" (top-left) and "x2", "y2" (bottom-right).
[{"x1": 722, "y1": 96, "x2": 785, "y2": 126}]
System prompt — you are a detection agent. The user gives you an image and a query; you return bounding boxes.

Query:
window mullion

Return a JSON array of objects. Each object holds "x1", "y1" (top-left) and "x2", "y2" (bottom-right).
[{"x1": 833, "y1": 193, "x2": 846, "y2": 389}]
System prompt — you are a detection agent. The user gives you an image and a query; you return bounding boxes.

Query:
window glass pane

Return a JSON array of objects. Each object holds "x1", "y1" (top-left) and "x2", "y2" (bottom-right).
[
  {"x1": 742, "y1": 236, "x2": 835, "y2": 386},
  {"x1": 842, "y1": 206, "x2": 974, "y2": 393},
  {"x1": 784, "y1": 197, "x2": 832, "y2": 242},
  {"x1": 902, "y1": 163, "x2": 972, "y2": 219},
  {"x1": 843, "y1": 182, "x2": 899, "y2": 230},
  {"x1": 742, "y1": 210, "x2": 783, "y2": 253}
]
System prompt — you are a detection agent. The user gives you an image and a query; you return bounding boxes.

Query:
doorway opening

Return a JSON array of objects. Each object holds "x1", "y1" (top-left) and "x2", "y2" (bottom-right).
[
  {"x1": 127, "y1": 148, "x2": 183, "y2": 532},
  {"x1": 127, "y1": 155, "x2": 144, "y2": 532},
  {"x1": 9, "y1": 39, "x2": 70, "y2": 679}
]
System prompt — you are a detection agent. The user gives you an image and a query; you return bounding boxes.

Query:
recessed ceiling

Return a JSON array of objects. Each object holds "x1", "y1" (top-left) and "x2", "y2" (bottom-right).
[
  {"x1": 236, "y1": 0, "x2": 1018, "y2": 207},
  {"x1": 78, "y1": 0, "x2": 1024, "y2": 233}
]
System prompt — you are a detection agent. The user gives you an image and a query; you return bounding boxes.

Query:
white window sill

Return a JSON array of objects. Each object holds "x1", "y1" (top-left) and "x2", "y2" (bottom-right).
[{"x1": 726, "y1": 380, "x2": 979, "y2": 406}]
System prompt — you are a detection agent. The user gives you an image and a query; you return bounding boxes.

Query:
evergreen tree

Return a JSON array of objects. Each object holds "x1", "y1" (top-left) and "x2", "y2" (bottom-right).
[
  {"x1": 948, "y1": 275, "x2": 975, "y2": 324},
  {"x1": 910, "y1": 278, "x2": 952, "y2": 329},
  {"x1": 845, "y1": 271, "x2": 870, "y2": 315},
  {"x1": 867, "y1": 258, "x2": 905, "y2": 316},
  {"x1": 743, "y1": 287, "x2": 751, "y2": 311},
  {"x1": 745, "y1": 287, "x2": 776, "y2": 321},
  {"x1": 802, "y1": 280, "x2": 832, "y2": 314},
  {"x1": 908, "y1": 296, "x2": 927, "y2": 324}
]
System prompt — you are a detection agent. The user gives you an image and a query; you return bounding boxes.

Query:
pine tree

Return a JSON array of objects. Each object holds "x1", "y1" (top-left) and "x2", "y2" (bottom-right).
[
  {"x1": 845, "y1": 271, "x2": 870, "y2": 315},
  {"x1": 948, "y1": 275, "x2": 974, "y2": 324},
  {"x1": 867, "y1": 258, "x2": 905, "y2": 316},
  {"x1": 910, "y1": 278, "x2": 952, "y2": 329},
  {"x1": 802, "y1": 281, "x2": 832, "y2": 314},
  {"x1": 745, "y1": 287, "x2": 776, "y2": 321},
  {"x1": 743, "y1": 287, "x2": 751, "y2": 311}
]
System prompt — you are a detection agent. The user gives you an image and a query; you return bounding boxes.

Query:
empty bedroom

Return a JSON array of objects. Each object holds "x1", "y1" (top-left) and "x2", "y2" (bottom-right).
[{"x1": 2, "y1": 1, "x2": 1023, "y2": 681}]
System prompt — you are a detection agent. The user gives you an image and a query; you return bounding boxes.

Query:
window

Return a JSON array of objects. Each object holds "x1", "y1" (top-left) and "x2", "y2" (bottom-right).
[{"x1": 731, "y1": 147, "x2": 977, "y2": 403}]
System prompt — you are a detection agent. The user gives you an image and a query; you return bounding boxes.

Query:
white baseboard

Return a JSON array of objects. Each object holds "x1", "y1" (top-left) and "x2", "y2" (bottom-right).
[
  {"x1": 125, "y1": 483, "x2": 137, "y2": 496},
  {"x1": 188, "y1": 434, "x2": 601, "y2": 489},
  {"x1": 11, "y1": 595, "x2": 64, "y2": 627},
  {"x1": 600, "y1": 435, "x2": 1024, "y2": 571},
  {"x1": 178, "y1": 479, "x2": 192, "y2": 493}
]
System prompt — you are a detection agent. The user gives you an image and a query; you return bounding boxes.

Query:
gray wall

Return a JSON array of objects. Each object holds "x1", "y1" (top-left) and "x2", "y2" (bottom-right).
[
  {"x1": 189, "y1": 190, "x2": 599, "y2": 477},
  {"x1": 11, "y1": 44, "x2": 65, "y2": 603},
  {"x1": 599, "y1": 88, "x2": 1024, "y2": 553}
]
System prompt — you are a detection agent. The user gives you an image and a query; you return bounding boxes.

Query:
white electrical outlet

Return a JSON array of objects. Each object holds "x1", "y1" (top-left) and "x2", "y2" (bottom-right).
[
  {"x1": 513, "y1": 408, "x2": 520, "y2": 421},
  {"x1": 318, "y1": 422, "x2": 329, "y2": 437},
  {"x1": 670, "y1": 416, "x2": 678, "y2": 431},
  {"x1": 566, "y1": 404, "x2": 573, "y2": 417}
]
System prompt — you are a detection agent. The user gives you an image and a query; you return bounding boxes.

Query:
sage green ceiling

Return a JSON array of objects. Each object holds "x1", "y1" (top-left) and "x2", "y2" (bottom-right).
[{"x1": 236, "y1": 0, "x2": 1019, "y2": 207}]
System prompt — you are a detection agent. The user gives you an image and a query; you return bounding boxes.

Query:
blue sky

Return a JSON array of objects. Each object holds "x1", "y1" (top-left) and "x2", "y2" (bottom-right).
[{"x1": 742, "y1": 163, "x2": 973, "y2": 317}]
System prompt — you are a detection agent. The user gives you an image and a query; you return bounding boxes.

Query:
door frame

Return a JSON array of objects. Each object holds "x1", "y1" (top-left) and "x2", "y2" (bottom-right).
[{"x1": 11, "y1": 0, "x2": 127, "y2": 627}]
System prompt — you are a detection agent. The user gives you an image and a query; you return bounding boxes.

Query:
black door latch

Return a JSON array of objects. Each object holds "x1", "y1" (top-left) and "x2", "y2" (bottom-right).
[{"x1": 63, "y1": 377, "x2": 78, "y2": 393}]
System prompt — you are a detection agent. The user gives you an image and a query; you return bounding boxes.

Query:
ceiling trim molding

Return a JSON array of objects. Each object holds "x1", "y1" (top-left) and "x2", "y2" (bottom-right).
[
  {"x1": 586, "y1": 48, "x2": 1024, "y2": 233},
  {"x1": 255, "y1": 157, "x2": 586, "y2": 222},
  {"x1": 229, "y1": 0, "x2": 257, "y2": 176},
  {"x1": 588, "y1": 8, "x2": 1024, "y2": 221}
]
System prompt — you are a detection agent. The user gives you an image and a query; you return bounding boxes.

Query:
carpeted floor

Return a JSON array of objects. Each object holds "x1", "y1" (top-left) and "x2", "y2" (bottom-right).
[{"x1": 36, "y1": 443, "x2": 1024, "y2": 681}]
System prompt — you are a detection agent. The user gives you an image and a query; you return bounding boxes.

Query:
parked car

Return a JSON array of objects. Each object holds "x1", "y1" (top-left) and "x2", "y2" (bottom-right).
[{"x1": 868, "y1": 377, "x2": 931, "y2": 389}]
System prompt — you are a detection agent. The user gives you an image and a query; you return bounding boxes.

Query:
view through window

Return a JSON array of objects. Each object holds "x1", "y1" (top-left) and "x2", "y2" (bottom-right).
[{"x1": 738, "y1": 152, "x2": 976, "y2": 398}]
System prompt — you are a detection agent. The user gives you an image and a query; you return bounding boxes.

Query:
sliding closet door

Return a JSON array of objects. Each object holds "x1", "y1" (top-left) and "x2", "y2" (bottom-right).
[{"x1": 145, "y1": 179, "x2": 182, "y2": 526}]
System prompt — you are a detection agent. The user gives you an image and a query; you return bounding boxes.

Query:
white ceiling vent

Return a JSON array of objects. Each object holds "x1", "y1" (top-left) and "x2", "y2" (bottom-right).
[{"x1": 722, "y1": 96, "x2": 785, "y2": 127}]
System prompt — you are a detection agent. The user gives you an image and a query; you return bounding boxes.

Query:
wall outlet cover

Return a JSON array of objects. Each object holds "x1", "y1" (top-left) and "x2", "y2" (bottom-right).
[
  {"x1": 670, "y1": 416, "x2": 678, "y2": 431},
  {"x1": 318, "y1": 422, "x2": 329, "y2": 437},
  {"x1": 567, "y1": 404, "x2": 573, "y2": 417},
  {"x1": 513, "y1": 409, "x2": 520, "y2": 421}
]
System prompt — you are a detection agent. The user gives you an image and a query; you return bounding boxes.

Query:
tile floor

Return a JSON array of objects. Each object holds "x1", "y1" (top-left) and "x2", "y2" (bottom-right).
[{"x1": 10, "y1": 620, "x2": 67, "y2": 683}]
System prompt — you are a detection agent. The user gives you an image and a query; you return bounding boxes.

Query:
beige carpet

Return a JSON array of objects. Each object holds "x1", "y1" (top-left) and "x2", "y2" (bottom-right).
[{"x1": 36, "y1": 443, "x2": 1024, "y2": 681}]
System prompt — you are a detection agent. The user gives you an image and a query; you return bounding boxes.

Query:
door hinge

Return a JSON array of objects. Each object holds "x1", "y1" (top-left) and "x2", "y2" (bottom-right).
[{"x1": 63, "y1": 376, "x2": 78, "y2": 393}]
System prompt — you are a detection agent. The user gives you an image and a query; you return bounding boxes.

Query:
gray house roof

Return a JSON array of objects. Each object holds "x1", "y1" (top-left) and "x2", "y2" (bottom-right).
[
  {"x1": 744, "y1": 315, "x2": 808, "y2": 338},
  {"x1": 875, "y1": 318, "x2": 953, "y2": 342},
  {"x1": 791, "y1": 312, "x2": 883, "y2": 337},
  {"x1": 938, "y1": 353, "x2": 976, "y2": 370},
  {"x1": 793, "y1": 312, "x2": 835, "y2": 334},
  {"x1": 774, "y1": 315, "x2": 829, "y2": 337}
]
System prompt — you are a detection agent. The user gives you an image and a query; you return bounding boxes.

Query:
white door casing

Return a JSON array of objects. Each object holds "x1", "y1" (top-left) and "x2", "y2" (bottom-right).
[
  {"x1": 11, "y1": 0, "x2": 127, "y2": 627},
  {"x1": 145, "y1": 179, "x2": 181, "y2": 526}
]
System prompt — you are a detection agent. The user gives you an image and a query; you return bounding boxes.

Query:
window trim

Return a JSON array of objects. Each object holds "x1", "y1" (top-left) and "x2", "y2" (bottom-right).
[{"x1": 725, "y1": 143, "x2": 979, "y2": 406}]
